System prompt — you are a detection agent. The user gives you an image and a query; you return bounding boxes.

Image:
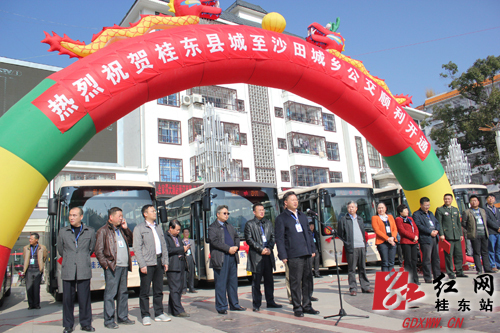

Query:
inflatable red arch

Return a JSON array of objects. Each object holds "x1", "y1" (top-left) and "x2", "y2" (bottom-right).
[{"x1": 0, "y1": 24, "x2": 453, "y2": 286}]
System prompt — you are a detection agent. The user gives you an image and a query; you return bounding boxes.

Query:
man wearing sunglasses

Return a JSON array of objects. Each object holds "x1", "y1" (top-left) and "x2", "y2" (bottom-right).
[{"x1": 208, "y1": 205, "x2": 246, "y2": 314}]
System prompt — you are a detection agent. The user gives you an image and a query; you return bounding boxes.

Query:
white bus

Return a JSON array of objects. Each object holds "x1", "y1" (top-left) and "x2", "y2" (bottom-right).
[
  {"x1": 46, "y1": 180, "x2": 160, "y2": 300},
  {"x1": 163, "y1": 182, "x2": 284, "y2": 283},
  {"x1": 279, "y1": 183, "x2": 380, "y2": 269}
]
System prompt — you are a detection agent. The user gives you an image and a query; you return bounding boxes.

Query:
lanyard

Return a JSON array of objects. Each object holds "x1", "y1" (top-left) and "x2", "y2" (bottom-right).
[
  {"x1": 30, "y1": 244, "x2": 38, "y2": 258},
  {"x1": 74, "y1": 227, "x2": 82, "y2": 248}
]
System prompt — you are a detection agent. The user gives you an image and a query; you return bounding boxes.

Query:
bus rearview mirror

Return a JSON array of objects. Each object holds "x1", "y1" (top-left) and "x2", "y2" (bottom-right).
[
  {"x1": 159, "y1": 207, "x2": 168, "y2": 223},
  {"x1": 48, "y1": 198, "x2": 58, "y2": 216},
  {"x1": 202, "y1": 191, "x2": 211, "y2": 211}
]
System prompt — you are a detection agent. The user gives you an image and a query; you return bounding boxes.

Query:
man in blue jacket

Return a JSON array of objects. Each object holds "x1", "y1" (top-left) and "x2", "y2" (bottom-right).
[
  {"x1": 413, "y1": 197, "x2": 441, "y2": 283},
  {"x1": 275, "y1": 191, "x2": 319, "y2": 317}
]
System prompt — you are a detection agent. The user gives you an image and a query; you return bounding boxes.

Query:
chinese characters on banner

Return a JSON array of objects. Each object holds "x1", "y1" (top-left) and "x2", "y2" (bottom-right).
[{"x1": 32, "y1": 26, "x2": 429, "y2": 160}]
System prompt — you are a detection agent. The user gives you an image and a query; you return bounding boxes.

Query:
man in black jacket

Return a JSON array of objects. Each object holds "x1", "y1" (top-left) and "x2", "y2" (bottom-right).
[
  {"x1": 208, "y1": 205, "x2": 246, "y2": 314},
  {"x1": 275, "y1": 191, "x2": 319, "y2": 317},
  {"x1": 337, "y1": 201, "x2": 373, "y2": 296},
  {"x1": 485, "y1": 194, "x2": 500, "y2": 272},
  {"x1": 165, "y1": 220, "x2": 190, "y2": 317},
  {"x1": 412, "y1": 197, "x2": 441, "y2": 283},
  {"x1": 244, "y1": 203, "x2": 282, "y2": 312}
]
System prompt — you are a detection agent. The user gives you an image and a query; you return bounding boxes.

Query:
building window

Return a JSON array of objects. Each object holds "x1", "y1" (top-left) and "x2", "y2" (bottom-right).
[
  {"x1": 159, "y1": 158, "x2": 183, "y2": 182},
  {"x1": 284, "y1": 101, "x2": 322, "y2": 125},
  {"x1": 157, "y1": 93, "x2": 180, "y2": 107},
  {"x1": 188, "y1": 117, "x2": 203, "y2": 143},
  {"x1": 281, "y1": 170, "x2": 290, "y2": 182},
  {"x1": 355, "y1": 136, "x2": 367, "y2": 184},
  {"x1": 275, "y1": 107, "x2": 284, "y2": 118},
  {"x1": 278, "y1": 138, "x2": 287, "y2": 150},
  {"x1": 290, "y1": 166, "x2": 328, "y2": 187},
  {"x1": 158, "y1": 119, "x2": 181, "y2": 144},
  {"x1": 326, "y1": 142, "x2": 340, "y2": 161},
  {"x1": 367, "y1": 142, "x2": 381, "y2": 168},
  {"x1": 222, "y1": 122, "x2": 240, "y2": 146},
  {"x1": 190, "y1": 156, "x2": 200, "y2": 182},
  {"x1": 187, "y1": 86, "x2": 242, "y2": 111},
  {"x1": 243, "y1": 168, "x2": 250, "y2": 180},
  {"x1": 287, "y1": 132, "x2": 326, "y2": 156},
  {"x1": 236, "y1": 99, "x2": 245, "y2": 112},
  {"x1": 323, "y1": 113, "x2": 336, "y2": 132},
  {"x1": 240, "y1": 133, "x2": 247, "y2": 145},
  {"x1": 230, "y1": 160, "x2": 243, "y2": 181},
  {"x1": 329, "y1": 171, "x2": 343, "y2": 183}
]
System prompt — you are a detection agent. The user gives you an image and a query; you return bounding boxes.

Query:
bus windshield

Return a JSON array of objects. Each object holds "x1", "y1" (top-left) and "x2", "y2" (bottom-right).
[
  {"x1": 207, "y1": 187, "x2": 279, "y2": 239},
  {"x1": 58, "y1": 186, "x2": 155, "y2": 233},
  {"x1": 320, "y1": 188, "x2": 376, "y2": 232}
]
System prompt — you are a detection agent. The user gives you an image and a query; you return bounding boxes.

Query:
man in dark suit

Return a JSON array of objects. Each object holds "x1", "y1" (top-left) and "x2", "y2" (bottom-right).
[
  {"x1": 338, "y1": 201, "x2": 373, "y2": 296},
  {"x1": 275, "y1": 191, "x2": 319, "y2": 317},
  {"x1": 165, "y1": 220, "x2": 190, "y2": 317},
  {"x1": 208, "y1": 205, "x2": 246, "y2": 314},
  {"x1": 412, "y1": 197, "x2": 441, "y2": 283},
  {"x1": 244, "y1": 203, "x2": 282, "y2": 312},
  {"x1": 57, "y1": 207, "x2": 96, "y2": 333}
]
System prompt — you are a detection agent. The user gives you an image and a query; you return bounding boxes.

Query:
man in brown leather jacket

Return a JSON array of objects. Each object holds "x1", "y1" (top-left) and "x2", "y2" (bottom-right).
[{"x1": 95, "y1": 207, "x2": 135, "y2": 329}]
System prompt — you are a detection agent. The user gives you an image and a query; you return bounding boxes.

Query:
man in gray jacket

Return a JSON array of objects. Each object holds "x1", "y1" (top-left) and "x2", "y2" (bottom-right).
[
  {"x1": 133, "y1": 205, "x2": 170, "y2": 326},
  {"x1": 57, "y1": 207, "x2": 96, "y2": 333}
]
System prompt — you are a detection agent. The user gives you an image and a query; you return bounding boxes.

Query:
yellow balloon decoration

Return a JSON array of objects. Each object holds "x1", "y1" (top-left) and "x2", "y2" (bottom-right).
[{"x1": 262, "y1": 12, "x2": 286, "y2": 33}]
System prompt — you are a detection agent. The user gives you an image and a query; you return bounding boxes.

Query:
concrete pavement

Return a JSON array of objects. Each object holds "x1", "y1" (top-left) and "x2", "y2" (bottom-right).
[{"x1": 1, "y1": 265, "x2": 498, "y2": 333}]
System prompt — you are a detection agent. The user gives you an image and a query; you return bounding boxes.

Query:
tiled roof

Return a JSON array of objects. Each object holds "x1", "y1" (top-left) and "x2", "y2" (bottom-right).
[{"x1": 418, "y1": 73, "x2": 500, "y2": 108}]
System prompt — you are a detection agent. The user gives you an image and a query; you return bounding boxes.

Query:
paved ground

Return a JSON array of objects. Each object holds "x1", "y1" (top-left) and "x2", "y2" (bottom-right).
[{"x1": 1, "y1": 265, "x2": 499, "y2": 333}]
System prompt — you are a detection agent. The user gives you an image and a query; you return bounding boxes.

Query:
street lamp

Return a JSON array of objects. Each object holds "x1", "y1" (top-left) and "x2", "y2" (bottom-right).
[{"x1": 478, "y1": 118, "x2": 500, "y2": 159}]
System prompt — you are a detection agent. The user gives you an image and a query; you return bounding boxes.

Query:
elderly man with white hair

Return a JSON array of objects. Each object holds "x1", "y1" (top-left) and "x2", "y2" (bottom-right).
[{"x1": 337, "y1": 201, "x2": 373, "y2": 296}]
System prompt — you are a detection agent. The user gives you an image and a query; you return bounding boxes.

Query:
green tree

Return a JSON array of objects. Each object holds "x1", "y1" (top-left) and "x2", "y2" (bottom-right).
[{"x1": 422, "y1": 55, "x2": 500, "y2": 180}]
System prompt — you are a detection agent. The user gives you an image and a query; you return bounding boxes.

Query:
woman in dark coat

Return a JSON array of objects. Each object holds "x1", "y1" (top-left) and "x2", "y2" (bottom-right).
[{"x1": 395, "y1": 204, "x2": 420, "y2": 285}]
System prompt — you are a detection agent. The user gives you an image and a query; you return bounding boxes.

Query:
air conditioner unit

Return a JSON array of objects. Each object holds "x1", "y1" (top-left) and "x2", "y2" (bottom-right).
[
  {"x1": 192, "y1": 94, "x2": 203, "y2": 104},
  {"x1": 181, "y1": 95, "x2": 192, "y2": 106}
]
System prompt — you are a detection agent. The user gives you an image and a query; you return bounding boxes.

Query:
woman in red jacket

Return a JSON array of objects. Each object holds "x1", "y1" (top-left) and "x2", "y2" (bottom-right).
[
  {"x1": 395, "y1": 204, "x2": 420, "y2": 285},
  {"x1": 371, "y1": 203, "x2": 398, "y2": 272}
]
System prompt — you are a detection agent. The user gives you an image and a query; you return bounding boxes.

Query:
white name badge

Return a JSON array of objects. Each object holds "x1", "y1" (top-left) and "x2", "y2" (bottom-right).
[
  {"x1": 262, "y1": 234, "x2": 267, "y2": 243},
  {"x1": 386, "y1": 225, "x2": 391, "y2": 233},
  {"x1": 118, "y1": 240, "x2": 125, "y2": 248},
  {"x1": 30, "y1": 258, "x2": 35, "y2": 265},
  {"x1": 295, "y1": 223, "x2": 303, "y2": 233}
]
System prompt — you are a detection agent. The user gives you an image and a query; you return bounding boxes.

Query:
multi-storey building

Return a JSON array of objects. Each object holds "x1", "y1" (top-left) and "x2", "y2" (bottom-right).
[{"x1": 120, "y1": 0, "x2": 429, "y2": 192}]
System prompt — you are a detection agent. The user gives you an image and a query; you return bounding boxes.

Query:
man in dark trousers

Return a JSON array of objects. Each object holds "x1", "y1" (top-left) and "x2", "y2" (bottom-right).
[
  {"x1": 95, "y1": 207, "x2": 135, "y2": 329},
  {"x1": 462, "y1": 195, "x2": 494, "y2": 274},
  {"x1": 23, "y1": 233, "x2": 47, "y2": 309},
  {"x1": 208, "y1": 205, "x2": 246, "y2": 314},
  {"x1": 275, "y1": 191, "x2": 319, "y2": 317},
  {"x1": 133, "y1": 205, "x2": 171, "y2": 326},
  {"x1": 435, "y1": 193, "x2": 467, "y2": 279},
  {"x1": 181, "y1": 228, "x2": 197, "y2": 293},
  {"x1": 244, "y1": 203, "x2": 282, "y2": 312},
  {"x1": 484, "y1": 194, "x2": 500, "y2": 272},
  {"x1": 338, "y1": 201, "x2": 373, "y2": 296},
  {"x1": 412, "y1": 197, "x2": 441, "y2": 283},
  {"x1": 165, "y1": 219, "x2": 190, "y2": 317},
  {"x1": 57, "y1": 207, "x2": 96, "y2": 333}
]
